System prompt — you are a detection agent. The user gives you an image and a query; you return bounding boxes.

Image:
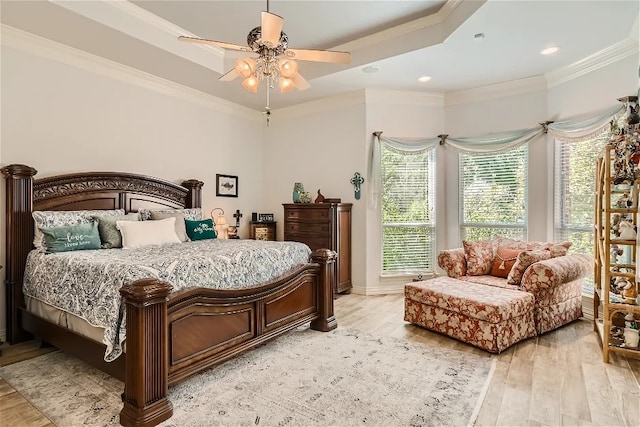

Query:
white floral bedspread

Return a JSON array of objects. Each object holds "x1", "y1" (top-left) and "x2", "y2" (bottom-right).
[{"x1": 23, "y1": 239, "x2": 312, "y2": 361}]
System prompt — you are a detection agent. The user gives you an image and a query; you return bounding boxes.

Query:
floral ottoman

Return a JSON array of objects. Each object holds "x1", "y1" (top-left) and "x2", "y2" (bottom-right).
[{"x1": 404, "y1": 277, "x2": 536, "y2": 353}]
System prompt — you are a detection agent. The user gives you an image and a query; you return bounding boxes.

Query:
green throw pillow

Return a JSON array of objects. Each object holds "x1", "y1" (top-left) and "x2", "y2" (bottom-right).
[
  {"x1": 41, "y1": 221, "x2": 102, "y2": 253},
  {"x1": 185, "y1": 219, "x2": 216, "y2": 241},
  {"x1": 93, "y1": 213, "x2": 139, "y2": 249}
]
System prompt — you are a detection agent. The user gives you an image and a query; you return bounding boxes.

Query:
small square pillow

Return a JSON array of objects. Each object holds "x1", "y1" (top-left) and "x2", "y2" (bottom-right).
[
  {"x1": 117, "y1": 217, "x2": 181, "y2": 249},
  {"x1": 40, "y1": 221, "x2": 102, "y2": 253},
  {"x1": 463, "y1": 239, "x2": 495, "y2": 276},
  {"x1": 490, "y1": 246, "x2": 521, "y2": 278},
  {"x1": 93, "y1": 213, "x2": 140, "y2": 249},
  {"x1": 507, "y1": 249, "x2": 552, "y2": 285},
  {"x1": 149, "y1": 211, "x2": 189, "y2": 242},
  {"x1": 185, "y1": 219, "x2": 217, "y2": 241}
]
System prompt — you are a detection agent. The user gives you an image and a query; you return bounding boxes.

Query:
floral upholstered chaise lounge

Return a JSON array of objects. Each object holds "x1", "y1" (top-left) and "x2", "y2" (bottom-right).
[{"x1": 404, "y1": 238, "x2": 593, "y2": 353}]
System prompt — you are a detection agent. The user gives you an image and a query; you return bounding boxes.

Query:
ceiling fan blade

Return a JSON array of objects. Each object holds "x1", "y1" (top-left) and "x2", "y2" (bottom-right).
[
  {"x1": 178, "y1": 36, "x2": 250, "y2": 52},
  {"x1": 286, "y1": 48, "x2": 351, "y2": 64},
  {"x1": 219, "y1": 69, "x2": 240, "y2": 82},
  {"x1": 260, "y1": 11, "x2": 284, "y2": 47},
  {"x1": 292, "y1": 73, "x2": 311, "y2": 91}
]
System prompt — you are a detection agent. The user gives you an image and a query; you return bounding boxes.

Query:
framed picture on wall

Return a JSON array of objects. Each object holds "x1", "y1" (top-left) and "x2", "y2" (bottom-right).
[{"x1": 216, "y1": 174, "x2": 238, "y2": 197}]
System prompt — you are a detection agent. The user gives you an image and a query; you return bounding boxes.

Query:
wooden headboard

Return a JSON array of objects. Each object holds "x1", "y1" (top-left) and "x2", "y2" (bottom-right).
[{"x1": 1, "y1": 164, "x2": 204, "y2": 343}]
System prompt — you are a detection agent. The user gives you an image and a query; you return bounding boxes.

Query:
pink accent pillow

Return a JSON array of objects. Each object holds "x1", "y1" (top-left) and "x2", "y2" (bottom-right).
[
  {"x1": 546, "y1": 243, "x2": 570, "y2": 258},
  {"x1": 463, "y1": 239, "x2": 494, "y2": 276},
  {"x1": 507, "y1": 249, "x2": 552, "y2": 285}
]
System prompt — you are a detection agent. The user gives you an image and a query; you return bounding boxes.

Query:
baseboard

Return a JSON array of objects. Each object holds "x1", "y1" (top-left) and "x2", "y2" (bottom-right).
[
  {"x1": 582, "y1": 293, "x2": 594, "y2": 321},
  {"x1": 351, "y1": 283, "x2": 405, "y2": 296}
]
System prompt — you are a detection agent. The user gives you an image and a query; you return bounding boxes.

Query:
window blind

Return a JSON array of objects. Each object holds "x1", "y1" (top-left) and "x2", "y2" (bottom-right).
[
  {"x1": 380, "y1": 145, "x2": 435, "y2": 273},
  {"x1": 460, "y1": 146, "x2": 528, "y2": 241},
  {"x1": 554, "y1": 132, "x2": 607, "y2": 255}
]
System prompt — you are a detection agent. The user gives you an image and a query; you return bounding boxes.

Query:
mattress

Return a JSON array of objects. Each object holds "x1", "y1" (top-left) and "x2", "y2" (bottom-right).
[{"x1": 23, "y1": 239, "x2": 312, "y2": 361}]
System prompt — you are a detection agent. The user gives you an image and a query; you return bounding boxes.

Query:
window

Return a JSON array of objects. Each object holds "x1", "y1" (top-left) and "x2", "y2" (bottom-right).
[
  {"x1": 381, "y1": 145, "x2": 436, "y2": 273},
  {"x1": 554, "y1": 132, "x2": 607, "y2": 269},
  {"x1": 460, "y1": 146, "x2": 528, "y2": 241}
]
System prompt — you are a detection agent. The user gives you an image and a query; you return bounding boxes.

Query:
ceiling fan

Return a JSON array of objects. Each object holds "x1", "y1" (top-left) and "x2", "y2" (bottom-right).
[{"x1": 178, "y1": 0, "x2": 351, "y2": 96}]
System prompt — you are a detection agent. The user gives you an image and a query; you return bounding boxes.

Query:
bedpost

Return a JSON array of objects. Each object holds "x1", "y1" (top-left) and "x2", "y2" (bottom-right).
[
  {"x1": 1, "y1": 164, "x2": 37, "y2": 344},
  {"x1": 120, "y1": 279, "x2": 173, "y2": 427},
  {"x1": 310, "y1": 249, "x2": 338, "y2": 332},
  {"x1": 181, "y1": 179, "x2": 204, "y2": 208}
]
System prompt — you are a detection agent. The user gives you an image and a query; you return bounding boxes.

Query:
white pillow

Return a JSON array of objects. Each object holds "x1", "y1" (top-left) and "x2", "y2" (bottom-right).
[{"x1": 117, "y1": 217, "x2": 181, "y2": 249}]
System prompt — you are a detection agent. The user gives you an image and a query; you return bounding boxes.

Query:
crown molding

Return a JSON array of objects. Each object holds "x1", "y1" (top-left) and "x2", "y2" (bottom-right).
[
  {"x1": 334, "y1": 0, "x2": 467, "y2": 52},
  {"x1": 445, "y1": 75, "x2": 547, "y2": 106},
  {"x1": 366, "y1": 89, "x2": 445, "y2": 107},
  {"x1": 546, "y1": 37, "x2": 639, "y2": 88},
  {"x1": 1, "y1": 25, "x2": 261, "y2": 122},
  {"x1": 50, "y1": 0, "x2": 225, "y2": 72},
  {"x1": 273, "y1": 90, "x2": 367, "y2": 120}
]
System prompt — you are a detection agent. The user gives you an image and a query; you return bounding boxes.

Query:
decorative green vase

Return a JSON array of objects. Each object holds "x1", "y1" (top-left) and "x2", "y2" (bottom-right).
[{"x1": 293, "y1": 182, "x2": 304, "y2": 203}]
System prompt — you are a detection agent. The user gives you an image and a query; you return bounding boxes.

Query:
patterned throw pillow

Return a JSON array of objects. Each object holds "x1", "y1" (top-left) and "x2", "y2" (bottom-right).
[
  {"x1": 546, "y1": 243, "x2": 570, "y2": 258},
  {"x1": 138, "y1": 208, "x2": 202, "y2": 221},
  {"x1": 507, "y1": 249, "x2": 552, "y2": 285},
  {"x1": 490, "y1": 246, "x2": 521, "y2": 279},
  {"x1": 93, "y1": 213, "x2": 140, "y2": 249},
  {"x1": 463, "y1": 239, "x2": 495, "y2": 276},
  {"x1": 185, "y1": 219, "x2": 217, "y2": 241},
  {"x1": 41, "y1": 221, "x2": 102, "y2": 253},
  {"x1": 33, "y1": 209, "x2": 125, "y2": 251}
]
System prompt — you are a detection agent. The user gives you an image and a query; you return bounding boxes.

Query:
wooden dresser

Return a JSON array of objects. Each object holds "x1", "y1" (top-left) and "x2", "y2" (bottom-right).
[{"x1": 283, "y1": 203, "x2": 352, "y2": 295}]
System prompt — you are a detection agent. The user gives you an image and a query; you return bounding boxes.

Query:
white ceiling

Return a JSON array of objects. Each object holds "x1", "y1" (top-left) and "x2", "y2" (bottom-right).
[{"x1": 2, "y1": 0, "x2": 638, "y2": 112}]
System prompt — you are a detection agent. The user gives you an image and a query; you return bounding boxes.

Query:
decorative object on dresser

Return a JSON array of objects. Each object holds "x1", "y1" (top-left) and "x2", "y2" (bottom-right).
[
  {"x1": 211, "y1": 208, "x2": 229, "y2": 239},
  {"x1": 292, "y1": 182, "x2": 304, "y2": 203},
  {"x1": 216, "y1": 174, "x2": 238, "y2": 197},
  {"x1": 284, "y1": 203, "x2": 352, "y2": 295},
  {"x1": 314, "y1": 190, "x2": 325, "y2": 203}
]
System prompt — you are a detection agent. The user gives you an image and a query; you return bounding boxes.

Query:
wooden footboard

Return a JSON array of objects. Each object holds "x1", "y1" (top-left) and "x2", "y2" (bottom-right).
[{"x1": 119, "y1": 249, "x2": 336, "y2": 427}]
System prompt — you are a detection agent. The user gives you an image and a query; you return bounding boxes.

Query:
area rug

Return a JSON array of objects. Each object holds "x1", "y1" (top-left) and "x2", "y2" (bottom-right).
[{"x1": 0, "y1": 328, "x2": 495, "y2": 427}]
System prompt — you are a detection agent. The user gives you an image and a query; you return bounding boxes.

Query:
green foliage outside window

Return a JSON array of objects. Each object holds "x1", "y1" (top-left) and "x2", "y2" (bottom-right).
[
  {"x1": 460, "y1": 147, "x2": 528, "y2": 241},
  {"x1": 381, "y1": 146, "x2": 435, "y2": 273}
]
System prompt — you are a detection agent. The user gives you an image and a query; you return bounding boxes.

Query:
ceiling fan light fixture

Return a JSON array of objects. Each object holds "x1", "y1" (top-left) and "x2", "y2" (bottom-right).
[
  {"x1": 279, "y1": 59, "x2": 298, "y2": 79},
  {"x1": 235, "y1": 58, "x2": 256, "y2": 78},
  {"x1": 279, "y1": 77, "x2": 296, "y2": 93},
  {"x1": 242, "y1": 76, "x2": 259, "y2": 93}
]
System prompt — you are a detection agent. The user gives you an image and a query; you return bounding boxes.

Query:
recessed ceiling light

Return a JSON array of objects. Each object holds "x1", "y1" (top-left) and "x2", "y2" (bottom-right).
[
  {"x1": 418, "y1": 76, "x2": 431, "y2": 83},
  {"x1": 362, "y1": 65, "x2": 381, "y2": 74},
  {"x1": 474, "y1": 33, "x2": 485, "y2": 40},
  {"x1": 541, "y1": 46, "x2": 559, "y2": 55}
]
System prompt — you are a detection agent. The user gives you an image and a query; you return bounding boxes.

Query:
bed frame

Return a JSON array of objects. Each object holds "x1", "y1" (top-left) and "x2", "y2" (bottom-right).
[{"x1": 2, "y1": 164, "x2": 337, "y2": 427}]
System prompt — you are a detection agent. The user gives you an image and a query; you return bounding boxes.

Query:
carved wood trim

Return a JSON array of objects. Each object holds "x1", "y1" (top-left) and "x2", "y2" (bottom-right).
[
  {"x1": 310, "y1": 249, "x2": 338, "y2": 332},
  {"x1": 34, "y1": 172, "x2": 191, "y2": 205}
]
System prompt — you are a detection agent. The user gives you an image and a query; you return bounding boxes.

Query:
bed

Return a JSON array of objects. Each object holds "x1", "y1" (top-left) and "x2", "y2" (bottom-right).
[{"x1": 2, "y1": 164, "x2": 337, "y2": 427}]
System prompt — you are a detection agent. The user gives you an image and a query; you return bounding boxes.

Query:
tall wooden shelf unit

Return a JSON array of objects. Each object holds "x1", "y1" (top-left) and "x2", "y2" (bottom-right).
[{"x1": 594, "y1": 96, "x2": 640, "y2": 363}]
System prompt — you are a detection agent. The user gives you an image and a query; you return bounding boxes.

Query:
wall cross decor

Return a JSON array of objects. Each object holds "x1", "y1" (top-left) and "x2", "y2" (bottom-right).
[{"x1": 350, "y1": 172, "x2": 365, "y2": 200}]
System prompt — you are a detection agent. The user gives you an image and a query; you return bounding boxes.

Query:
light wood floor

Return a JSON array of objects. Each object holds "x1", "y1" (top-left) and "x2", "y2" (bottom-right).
[{"x1": 1, "y1": 293, "x2": 639, "y2": 426}]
